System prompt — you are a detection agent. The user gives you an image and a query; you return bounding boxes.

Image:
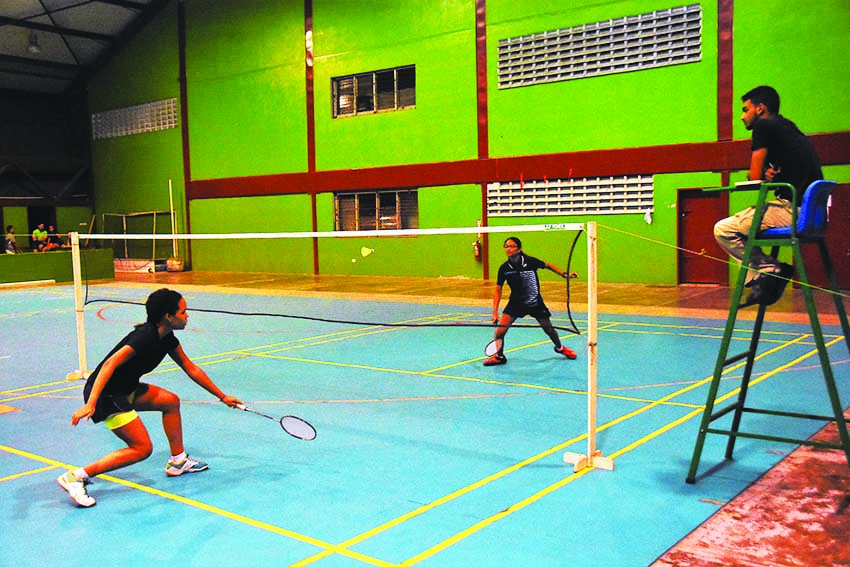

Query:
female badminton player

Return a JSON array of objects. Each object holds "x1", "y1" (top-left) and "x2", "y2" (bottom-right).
[
  {"x1": 484, "y1": 236, "x2": 578, "y2": 366},
  {"x1": 57, "y1": 288, "x2": 243, "y2": 508}
]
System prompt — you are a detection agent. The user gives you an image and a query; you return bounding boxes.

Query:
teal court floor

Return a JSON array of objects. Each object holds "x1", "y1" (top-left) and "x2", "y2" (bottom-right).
[{"x1": 1, "y1": 276, "x2": 849, "y2": 567}]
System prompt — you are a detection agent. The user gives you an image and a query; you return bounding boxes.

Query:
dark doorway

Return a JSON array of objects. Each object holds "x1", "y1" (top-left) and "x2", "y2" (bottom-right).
[
  {"x1": 28, "y1": 206, "x2": 55, "y2": 249},
  {"x1": 678, "y1": 188, "x2": 730, "y2": 284}
]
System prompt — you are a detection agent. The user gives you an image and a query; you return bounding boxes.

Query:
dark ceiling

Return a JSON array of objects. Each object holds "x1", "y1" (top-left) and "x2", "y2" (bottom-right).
[{"x1": 0, "y1": 0, "x2": 170, "y2": 96}]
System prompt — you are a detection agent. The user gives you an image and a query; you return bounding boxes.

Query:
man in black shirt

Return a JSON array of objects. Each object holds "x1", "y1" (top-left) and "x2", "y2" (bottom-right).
[{"x1": 714, "y1": 85, "x2": 823, "y2": 305}]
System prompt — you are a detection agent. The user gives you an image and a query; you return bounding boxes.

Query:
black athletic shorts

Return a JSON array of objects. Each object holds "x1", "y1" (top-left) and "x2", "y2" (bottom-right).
[
  {"x1": 84, "y1": 382, "x2": 149, "y2": 424},
  {"x1": 502, "y1": 299, "x2": 552, "y2": 320}
]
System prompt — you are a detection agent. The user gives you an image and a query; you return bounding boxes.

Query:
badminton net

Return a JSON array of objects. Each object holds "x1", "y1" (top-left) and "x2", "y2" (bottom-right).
[
  {"x1": 71, "y1": 223, "x2": 588, "y2": 331},
  {"x1": 66, "y1": 221, "x2": 608, "y2": 470}
]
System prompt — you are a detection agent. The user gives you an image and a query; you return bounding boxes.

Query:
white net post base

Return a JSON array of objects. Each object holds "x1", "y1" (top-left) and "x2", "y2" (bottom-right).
[{"x1": 563, "y1": 450, "x2": 615, "y2": 472}]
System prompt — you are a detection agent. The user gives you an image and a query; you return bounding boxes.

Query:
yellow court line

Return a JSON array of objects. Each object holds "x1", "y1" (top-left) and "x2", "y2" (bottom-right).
[
  {"x1": 207, "y1": 392, "x2": 551, "y2": 406},
  {"x1": 252, "y1": 342, "x2": 713, "y2": 410},
  {"x1": 2, "y1": 385, "x2": 81, "y2": 404},
  {"x1": 2, "y1": 330, "x2": 825, "y2": 567},
  {"x1": 253, "y1": 351, "x2": 587, "y2": 396},
  {"x1": 0, "y1": 444, "x2": 394, "y2": 567},
  {"x1": 293, "y1": 332, "x2": 817, "y2": 566},
  {"x1": 290, "y1": 429, "x2": 592, "y2": 567},
  {"x1": 394, "y1": 334, "x2": 831, "y2": 567},
  {"x1": 0, "y1": 464, "x2": 60, "y2": 483},
  {"x1": 399, "y1": 466, "x2": 595, "y2": 567},
  {"x1": 0, "y1": 379, "x2": 76, "y2": 395},
  {"x1": 602, "y1": 327, "x2": 821, "y2": 346},
  {"x1": 600, "y1": 319, "x2": 841, "y2": 338},
  {"x1": 606, "y1": 345, "x2": 822, "y2": 462}
]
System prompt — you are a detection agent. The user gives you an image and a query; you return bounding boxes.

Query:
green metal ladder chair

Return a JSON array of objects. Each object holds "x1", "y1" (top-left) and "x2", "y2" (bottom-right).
[{"x1": 686, "y1": 180, "x2": 850, "y2": 484}]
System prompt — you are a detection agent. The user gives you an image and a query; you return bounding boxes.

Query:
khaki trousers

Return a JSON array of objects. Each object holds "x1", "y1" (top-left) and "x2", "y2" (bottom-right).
[{"x1": 713, "y1": 199, "x2": 794, "y2": 280}]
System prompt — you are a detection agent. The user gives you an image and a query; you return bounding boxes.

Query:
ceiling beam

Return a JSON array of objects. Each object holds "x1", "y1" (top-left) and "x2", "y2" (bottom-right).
[
  {"x1": 0, "y1": 16, "x2": 114, "y2": 43},
  {"x1": 0, "y1": 54, "x2": 79, "y2": 73},
  {"x1": 97, "y1": 0, "x2": 151, "y2": 10}
]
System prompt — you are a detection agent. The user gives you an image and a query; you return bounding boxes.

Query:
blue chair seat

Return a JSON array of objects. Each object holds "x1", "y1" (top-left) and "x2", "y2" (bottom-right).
[{"x1": 761, "y1": 179, "x2": 836, "y2": 239}]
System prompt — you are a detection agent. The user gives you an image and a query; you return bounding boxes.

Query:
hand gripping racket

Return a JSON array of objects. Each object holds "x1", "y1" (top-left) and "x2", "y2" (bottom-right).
[{"x1": 236, "y1": 403, "x2": 317, "y2": 441}]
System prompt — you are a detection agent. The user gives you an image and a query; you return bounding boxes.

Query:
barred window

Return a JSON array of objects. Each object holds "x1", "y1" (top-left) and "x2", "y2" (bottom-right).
[
  {"x1": 335, "y1": 190, "x2": 419, "y2": 231},
  {"x1": 91, "y1": 98, "x2": 178, "y2": 140},
  {"x1": 498, "y1": 4, "x2": 702, "y2": 89},
  {"x1": 333, "y1": 66, "x2": 415, "y2": 118},
  {"x1": 487, "y1": 176, "x2": 654, "y2": 217}
]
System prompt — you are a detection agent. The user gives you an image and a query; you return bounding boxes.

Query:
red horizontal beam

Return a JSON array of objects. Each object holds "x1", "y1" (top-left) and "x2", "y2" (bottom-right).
[{"x1": 188, "y1": 131, "x2": 850, "y2": 200}]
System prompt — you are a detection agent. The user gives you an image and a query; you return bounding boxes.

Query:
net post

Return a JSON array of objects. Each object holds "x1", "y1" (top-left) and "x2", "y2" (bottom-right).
[
  {"x1": 563, "y1": 221, "x2": 614, "y2": 472},
  {"x1": 66, "y1": 232, "x2": 90, "y2": 381}
]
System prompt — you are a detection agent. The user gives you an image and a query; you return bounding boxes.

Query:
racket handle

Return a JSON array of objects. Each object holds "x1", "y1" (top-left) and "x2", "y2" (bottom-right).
[{"x1": 235, "y1": 403, "x2": 247, "y2": 411}]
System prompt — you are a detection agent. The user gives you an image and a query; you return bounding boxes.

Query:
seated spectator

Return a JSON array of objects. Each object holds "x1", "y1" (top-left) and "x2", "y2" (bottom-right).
[
  {"x1": 44, "y1": 225, "x2": 62, "y2": 251},
  {"x1": 5, "y1": 225, "x2": 23, "y2": 254},
  {"x1": 32, "y1": 223, "x2": 48, "y2": 252}
]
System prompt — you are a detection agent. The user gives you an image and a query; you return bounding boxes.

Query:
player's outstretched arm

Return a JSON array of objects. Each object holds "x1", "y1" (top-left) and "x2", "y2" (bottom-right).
[
  {"x1": 169, "y1": 345, "x2": 243, "y2": 407},
  {"x1": 544, "y1": 262, "x2": 578, "y2": 279}
]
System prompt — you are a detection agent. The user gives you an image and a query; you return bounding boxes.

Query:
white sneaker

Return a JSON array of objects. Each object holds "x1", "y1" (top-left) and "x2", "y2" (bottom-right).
[
  {"x1": 165, "y1": 455, "x2": 208, "y2": 477},
  {"x1": 57, "y1": 471, "x2": 96, "y2": 508}
]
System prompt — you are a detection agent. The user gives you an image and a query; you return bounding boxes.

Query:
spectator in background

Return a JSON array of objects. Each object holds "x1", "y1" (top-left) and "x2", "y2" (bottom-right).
[
  {"x1": 5, "y1": 225, "x2": 23, "y2": 254},
  {"x1": 32, "y1": 223, "x2": 48, "y2": 252},
  {"x1": 44, "y1": 225, "x2": 62, "y2": 251}
]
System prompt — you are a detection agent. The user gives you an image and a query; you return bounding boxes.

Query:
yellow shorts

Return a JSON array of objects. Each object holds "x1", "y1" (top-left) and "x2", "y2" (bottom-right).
[{"x1": 103, "y1": 390, "x2": 139, "y2": 430}]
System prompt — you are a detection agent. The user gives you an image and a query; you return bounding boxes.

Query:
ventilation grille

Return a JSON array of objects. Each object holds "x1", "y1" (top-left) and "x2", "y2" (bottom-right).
[
  {"x1": 498, "y1": 4, "x2": 702, "y2": 89},
  {"x1": 92, "y1": 98, "x2": 178, "y2": 140},
  {"x1": 487, "y1": 176, "x2": 654, "y2": 216}
]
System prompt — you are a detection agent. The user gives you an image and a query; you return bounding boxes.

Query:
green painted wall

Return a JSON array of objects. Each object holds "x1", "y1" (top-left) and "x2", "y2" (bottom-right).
[
  {"x1": 86, "y1": 0, "x2": 850, "y2": 285},
  {"x1": 189, "y1": 195, "x2": 314, "y2": 272},
  {"x1": 88, "y1": 2, "x2": 186, "y2": 261},
  {"x1": 189, "y1": 185, "x2": 485, "y2": 278},
  {"x1": 0, "y1": 249, "x2": 114, "y2": 284},
  {"x1": 186, "y1": 0, "x2": 308, "y2": 178},
  {"x1": 56, "y1": 207, "x2": 97, "y2": 240},
  {"x1": 486, "y1": 172, "x2": 720, "y2": 284},
  {"x1": 488, "y1": 0, "x2": 718, "y2": 156},
  {"x1": 313, "y1": 0, "x2": 478, "y2": 169},
  {"x1": 315, "y1": 184, "x2": 485, "y2": 277},
  {"x1": 733, "y1": 0, "x2": 850, "y2": 137}
]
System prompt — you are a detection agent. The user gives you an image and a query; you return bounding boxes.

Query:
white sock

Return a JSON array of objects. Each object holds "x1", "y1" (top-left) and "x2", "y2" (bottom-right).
[
  {"x1": 73, "y1": 468, "x2": 90, "y2": 481},
  {"x1": 170, "y1": 451, "x2": 187, "y2": 463}
]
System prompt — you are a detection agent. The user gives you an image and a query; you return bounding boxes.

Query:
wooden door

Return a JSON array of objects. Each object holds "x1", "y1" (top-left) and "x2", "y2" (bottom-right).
[{"x1": 678, "y1": 188, "x2": 729, "y2": 284}]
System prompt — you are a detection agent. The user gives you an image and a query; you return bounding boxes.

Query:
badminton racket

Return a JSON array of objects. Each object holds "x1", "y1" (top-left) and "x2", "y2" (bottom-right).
[
  {"x1": 235, "y1": 403, "x2": 317, "y2": 441},
  {"x1": 484, "y1": 338, "x2": 502, "y2": 357}
]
